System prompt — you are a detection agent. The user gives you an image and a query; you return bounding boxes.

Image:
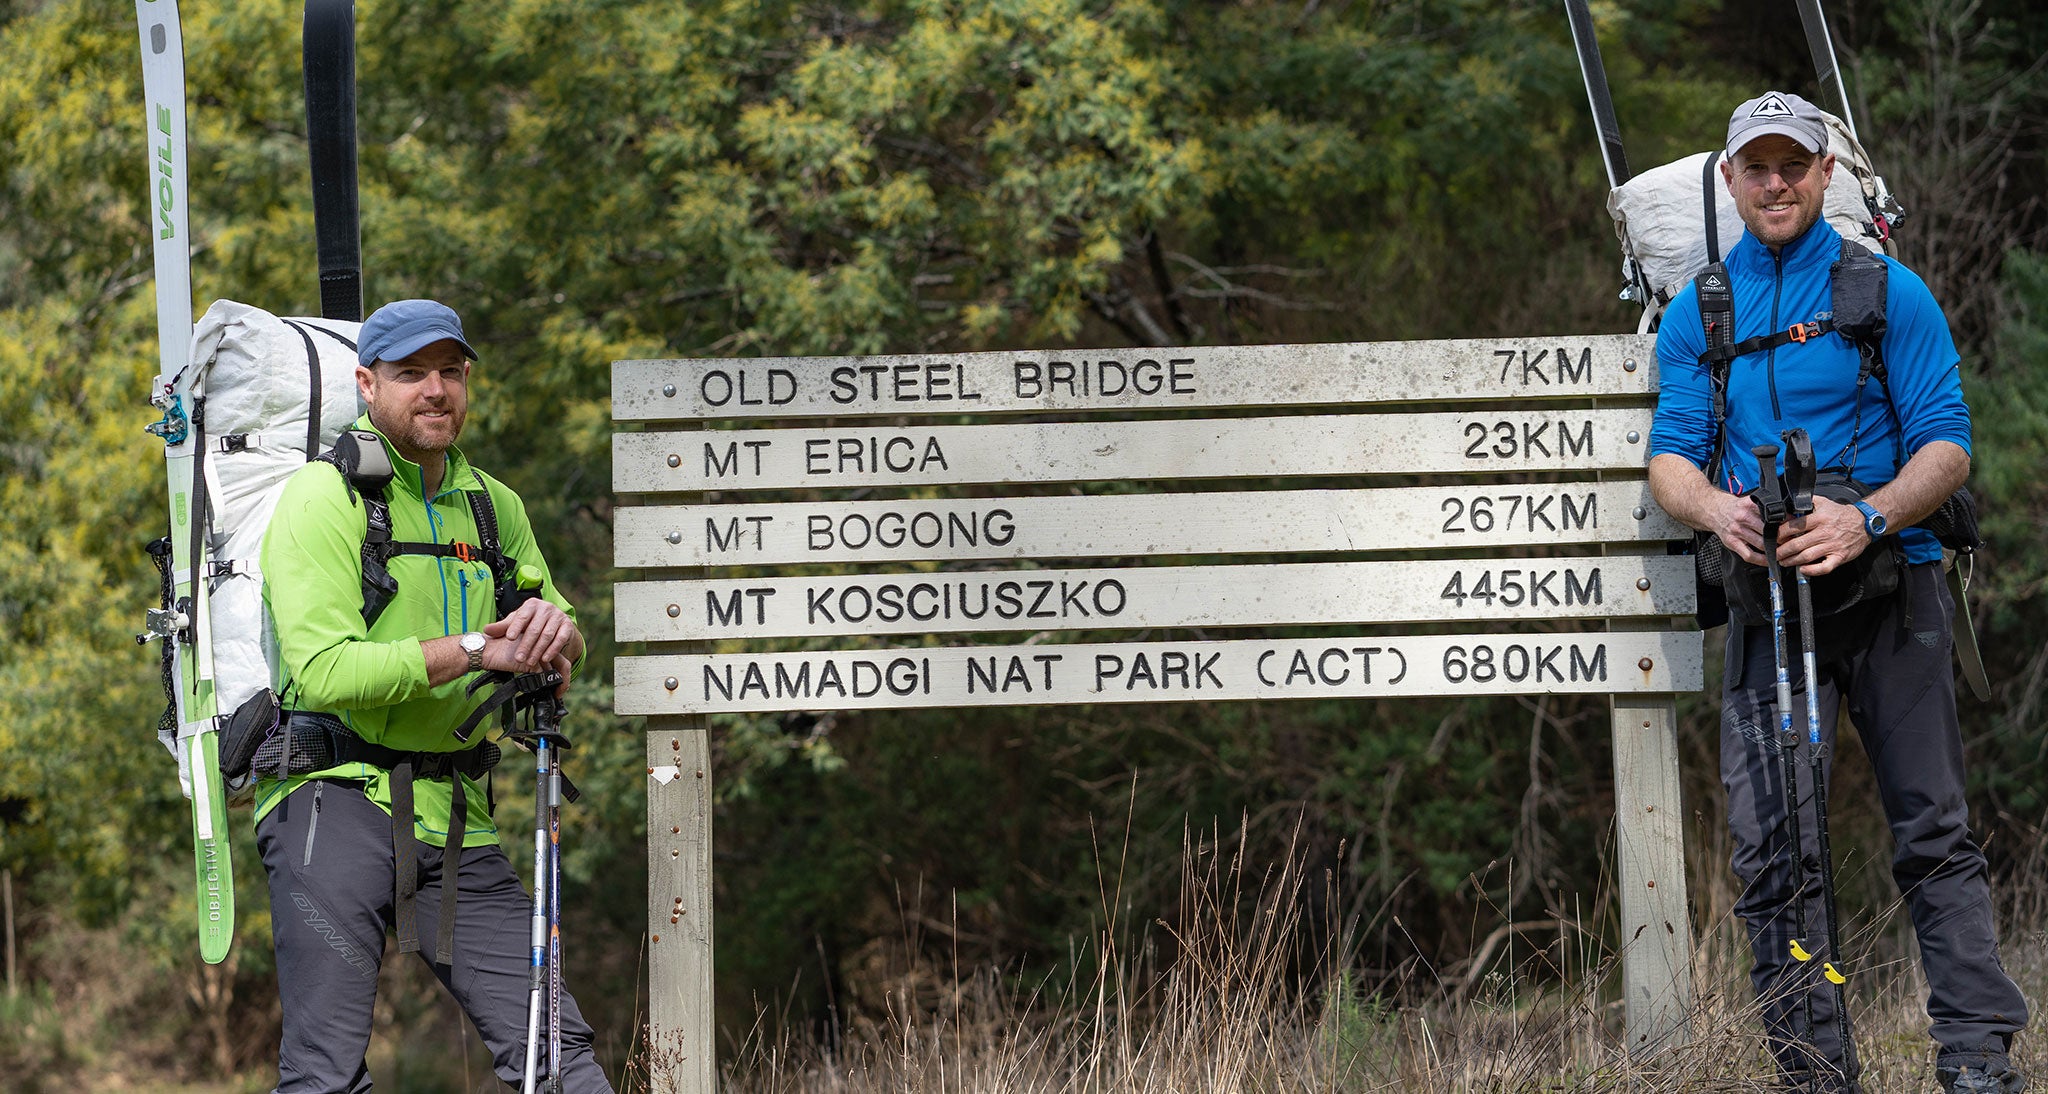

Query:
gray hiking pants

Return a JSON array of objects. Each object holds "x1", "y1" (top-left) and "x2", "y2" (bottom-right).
[
  {"x1": 256, "y1": 778, "x2": 614, "y2": 1094},
  {"x1": 1723, "y1": 562, "x2": 2027, "y2": 1088}
]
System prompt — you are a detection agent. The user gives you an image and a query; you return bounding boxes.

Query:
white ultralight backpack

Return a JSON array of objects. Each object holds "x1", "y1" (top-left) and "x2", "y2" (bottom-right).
[
  {"x1": 1606, "y1": 109, "x2": 1895, "y2": 325},
  {"x1": 163, "y1": 301, "x2": 362, "y2": 791}
]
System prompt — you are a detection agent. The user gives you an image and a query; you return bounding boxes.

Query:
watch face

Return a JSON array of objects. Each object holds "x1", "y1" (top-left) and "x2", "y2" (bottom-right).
[{"x1": 462, "y1": 632, "x2": 486, "y2": 653}]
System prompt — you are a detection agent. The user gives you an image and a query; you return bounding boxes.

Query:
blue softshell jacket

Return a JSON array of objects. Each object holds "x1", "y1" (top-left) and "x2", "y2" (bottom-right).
[{"x1": 1648, "y1": 218, "x2": 1970, "y2": 564}]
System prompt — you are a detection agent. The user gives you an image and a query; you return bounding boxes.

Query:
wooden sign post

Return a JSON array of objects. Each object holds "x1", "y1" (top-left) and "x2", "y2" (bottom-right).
[{"x1": 614, "y1": 334, "x2": 1700, "y2": 1090}]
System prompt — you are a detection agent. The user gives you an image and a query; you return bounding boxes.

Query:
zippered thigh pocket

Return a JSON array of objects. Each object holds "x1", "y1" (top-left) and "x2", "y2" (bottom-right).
[{"x1": 302, "y1": 780, "x2": 325, "y2": 868}]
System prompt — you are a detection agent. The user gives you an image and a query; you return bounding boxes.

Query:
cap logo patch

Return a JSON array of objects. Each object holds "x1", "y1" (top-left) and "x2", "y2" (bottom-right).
[{"x1": 1750, "y1": 93, "x2": 1795, "y2": 119}]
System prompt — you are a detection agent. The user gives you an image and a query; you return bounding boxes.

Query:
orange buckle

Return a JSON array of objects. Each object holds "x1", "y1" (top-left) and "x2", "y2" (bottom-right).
[
  {"x1": 1788, "y1": 322, "x2": 1821, "y2": 344},
  {"x1": 452, "y1": 541, "x2": 476, "y2": 563}
]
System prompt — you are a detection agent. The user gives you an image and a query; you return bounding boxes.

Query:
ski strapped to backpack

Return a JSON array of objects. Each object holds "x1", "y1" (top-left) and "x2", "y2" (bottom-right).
[
  {"x1": 1794, "y1": 0, "x2": 1905, "y2": 239},
  {"x1": 304, "y1": 0, "x2": 363, "y2": 322}
]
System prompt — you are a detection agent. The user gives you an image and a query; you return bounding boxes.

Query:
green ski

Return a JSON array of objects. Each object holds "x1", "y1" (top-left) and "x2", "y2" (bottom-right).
[{"x1": 136, "y1": 0, "x2": 234, "y2": 965}]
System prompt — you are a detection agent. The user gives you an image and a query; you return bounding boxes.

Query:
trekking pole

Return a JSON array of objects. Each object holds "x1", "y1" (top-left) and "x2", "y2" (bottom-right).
[
  {"x1": 505, "y1": 672, "x2": 571, "y2": 1094},
  {"x1": 1753, "y1": 443, "x2": 1820, "y2": 1085},
  {"x1": 1781, "y1": 430, "x2": 1857, "y2": 1086},
  {"x1": 542, "y1": 692, "x2": 566, "y2": 1094},
  {"x1": 521, "y1": 712, "x2": 549, "y2": 1094}
]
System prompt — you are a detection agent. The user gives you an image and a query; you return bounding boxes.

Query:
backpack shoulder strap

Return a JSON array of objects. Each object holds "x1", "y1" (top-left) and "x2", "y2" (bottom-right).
[
  {"x1": 1829, "y1": 237, "x2": 1902, "y2": 469},
  {"x1": 462, "y1": 484, "x2": 522, "y2": 604},
  {"x1": 1830, "y1": 238, "x2": 1889, "y2": 386},
  {"x1": 312, "y1": 428, "x2": 400, "y2": 624},
  {"x1": 465, "y1": 484, "x2": 502, "y2": 562},
  {"x1": 1695, "y1": 261, "x2": 1736, "y2": 483},
  {"x1": 1701, "y1": 153, "x2": 1722, "y2": 266}
]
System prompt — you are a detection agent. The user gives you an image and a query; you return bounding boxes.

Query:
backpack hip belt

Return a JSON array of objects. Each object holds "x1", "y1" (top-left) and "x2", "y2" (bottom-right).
[
  {"x1": 252, "y1": 710, "x2": 500, "y2": 965},
  {"x1": 251, "y1": 711, "x2": 502, "y2": 781}
]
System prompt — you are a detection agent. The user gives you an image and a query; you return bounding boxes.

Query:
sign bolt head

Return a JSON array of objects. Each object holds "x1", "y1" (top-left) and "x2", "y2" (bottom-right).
[
  {"x1": 667, "y1": 603, "x2": 681, "y2": 617},
  {"x1": 1636, "y1": 577, "x2": 1651, "y2": 591},
  {"x1": 667, "y1": 453, "x2": 681, "y2": 468},
  {"x1": 662, "y1": 384, "x2": 677, "y2": 397},
  {"x1": 1623, "y1": 358, "x2": 1638, "y2": 372},
  {"x1": 1638, "y1": 657, "x2": 1654, "y2": 671},
  {"x1": 1632, "y1": 506, "x2": 1647, "y2": 520},
  {"x1": 667, "y1": 530, "x2": 683, "y2": 544},
  {"x1": 664, "y1": 676, "x2": 679, "y2": 691},
  {"x1": 1626, "y1": 430, "x2": 1641, "y2": 444}
]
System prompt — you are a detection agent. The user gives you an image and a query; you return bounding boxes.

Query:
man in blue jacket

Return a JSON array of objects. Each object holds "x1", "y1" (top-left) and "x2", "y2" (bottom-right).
[{"x1": 1649, "y1": 92, "x2": 2028, "y2": 1093}]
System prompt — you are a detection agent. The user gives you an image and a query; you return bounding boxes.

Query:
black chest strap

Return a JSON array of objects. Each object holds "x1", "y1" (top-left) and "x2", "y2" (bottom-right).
[{"x1": 382, "y1": 491, "x2": 510, "y2": 576}]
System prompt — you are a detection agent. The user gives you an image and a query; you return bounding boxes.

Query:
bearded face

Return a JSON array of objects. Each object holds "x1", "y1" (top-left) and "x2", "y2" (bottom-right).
[
  {"x1": 1723, "y1": 134, "x2": 1835, "y2": 250},
  {"x1": 357, "y1": 339, "x2": 471, "y2": 465}
]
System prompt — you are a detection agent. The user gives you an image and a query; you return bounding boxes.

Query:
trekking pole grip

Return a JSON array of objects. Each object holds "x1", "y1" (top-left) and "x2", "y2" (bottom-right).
[{"x1": 1752, "y1": 444, "x2": 1785, "y2": 532}]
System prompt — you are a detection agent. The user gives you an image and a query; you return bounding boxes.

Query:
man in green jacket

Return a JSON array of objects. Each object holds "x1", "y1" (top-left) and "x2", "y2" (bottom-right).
[{"x1": 257, "y1": 299, "x2": 611, "y2": 1093}]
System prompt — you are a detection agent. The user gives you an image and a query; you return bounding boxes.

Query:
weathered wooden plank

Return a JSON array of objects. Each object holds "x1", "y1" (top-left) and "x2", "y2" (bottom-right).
[
  {"x1": 1611, "y1": 698, "x2": 1696, "y2": 1051},
  {"x1": 615, "y1": 630, "x2": 1703, "y2": 715},
  {"x1": 616, "y1": 555, "x2": 1696, "y2": 641},
  {"x1": 613, "y1": 334, "x2": 1655, "y2": 421},
  {"x1": 645, "y1": 719, "x2": 714, "y2": 1093},
  {"x1": 615, "y1": 480, "x2": 1686, "y2": 567},
  {"x1": 616, "y1": 408, "x2": 1657, "y2": 492}
]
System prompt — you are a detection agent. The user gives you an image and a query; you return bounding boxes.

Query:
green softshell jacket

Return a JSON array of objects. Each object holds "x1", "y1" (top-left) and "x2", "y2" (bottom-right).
[{"x1": 255, "y1": 417, "x2": 577, "y2": 845}]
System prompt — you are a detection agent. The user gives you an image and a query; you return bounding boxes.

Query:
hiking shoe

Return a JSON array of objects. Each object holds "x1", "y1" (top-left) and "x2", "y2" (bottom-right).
[{"x1": 1939, "y1": 1063, "x2": 2028, "y2": 1094}]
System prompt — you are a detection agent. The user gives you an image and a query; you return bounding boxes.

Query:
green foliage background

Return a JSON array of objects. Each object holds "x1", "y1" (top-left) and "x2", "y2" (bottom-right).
[{"x1": 1, "y1": 0, "x2": 2043, "y2": 1086}]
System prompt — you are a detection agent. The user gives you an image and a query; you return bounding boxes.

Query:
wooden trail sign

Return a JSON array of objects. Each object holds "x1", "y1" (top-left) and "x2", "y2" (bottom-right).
[
  {"x1": 617, "y1": 480, "x2": 1687, "y2": 567},
  {"x1": 617, "y1": 407, "x2": 1658, "y2": 491},
  {"x1": 613, "y1": 335, "x2": 1652, "y2": 419},
  {"x1": 617, "y1": 555, "x2": 1694, "y2": 641},
  {"x1": 615, "y1": 331, "x2": 1700, "y2": 1091},
  {"x1": 621, "y1": 630, "x2": 1699, "y2": 716}
]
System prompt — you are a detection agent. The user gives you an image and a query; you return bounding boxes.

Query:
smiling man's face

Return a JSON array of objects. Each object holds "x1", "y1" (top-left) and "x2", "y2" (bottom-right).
[
  {"x1": 358, "y1": 338, "x2": 471, "y2": 466},
  {"x1": 1723, "y1": 133, "x2": 1836, "y2": 251}
]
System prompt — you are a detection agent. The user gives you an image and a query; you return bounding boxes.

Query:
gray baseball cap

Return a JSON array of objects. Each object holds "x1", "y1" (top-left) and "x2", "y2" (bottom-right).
[
  {"x1": 357, "y1": 299, "x2": 479, "y2": 368},
  {"x1": 1726, "y1": 91, "x2": 1830, "y2": 157}
]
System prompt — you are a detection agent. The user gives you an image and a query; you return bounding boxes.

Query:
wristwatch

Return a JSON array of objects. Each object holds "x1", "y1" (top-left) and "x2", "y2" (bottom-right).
[
  {"x1": 459, "y1": 631, "x2": 487, "y2": 673},
  {"x1": 1852, "y1": 500, "x2": 1888, "y2": 539}
]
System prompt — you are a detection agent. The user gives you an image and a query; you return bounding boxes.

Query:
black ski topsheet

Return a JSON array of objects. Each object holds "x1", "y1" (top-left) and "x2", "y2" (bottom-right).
[
  {"x1": 304, "y1": 0, "x2": 362, "y2": 322},
  {"x1": 1563, "y1": 0, "x2": 1630, "y2": 190},
  {"x1": 1795, "y1": 0, "x2": 1861, "y2": 141}
]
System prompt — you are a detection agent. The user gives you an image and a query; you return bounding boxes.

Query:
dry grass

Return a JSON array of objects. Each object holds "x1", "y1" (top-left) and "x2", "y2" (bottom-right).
[
  {"x1": 706, "y1": 830, "x2": 2047, "y2": 1094},
  {"x1": 11, "y1": 826, "x2": 2041, "y2": 1092}
]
